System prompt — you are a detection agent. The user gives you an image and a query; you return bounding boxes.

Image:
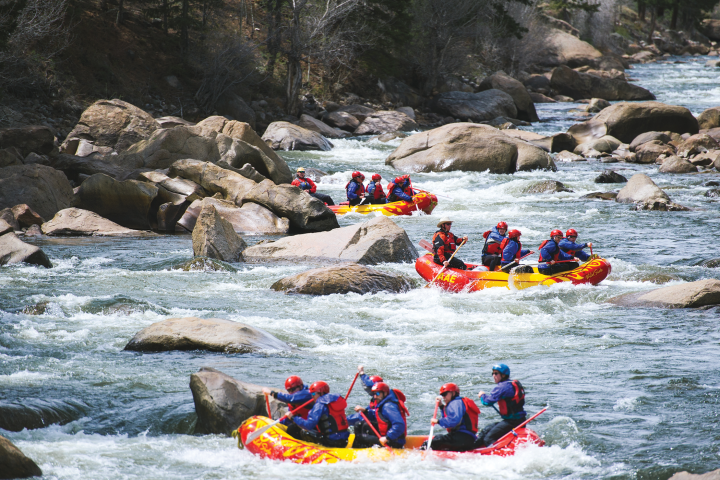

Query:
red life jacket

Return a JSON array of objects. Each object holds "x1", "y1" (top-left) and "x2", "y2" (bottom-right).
[
  {"x1": 369, "y1": 182, "x2": 386, "y2": 200},
  {"x1": 316, "y1": 396, "x2": 349, "y2": 435},
  {"x1": 538, "y1": 239, "x2": 560, "y2": 262},
  {"x1": 289, "y1": 401, "x2": 313, "y2": 420},
  {"x1": 499, "y1": 237, "x2": 522, "y2": 260},
  {"x1": 482, "y1": 231, "x2": 503, "y2": 256},
  {"x1": 345, "y1": 180, "x2": 365, "y2": 197},
  {"x1": 386, "y1": 182, "x2": 411, "y2": 202},
  {"x1": 432, "y1": 230, "x2": 457, "y2": 262},
  {"x1": 442, "y1": 397, "x2": 480, "y2": 434},
  {"x1": 375, "y1": 389, "x2": 409, "y2": 437},
  {"x1": 497, "y1": 380, "x2": 525, "y2": 417}
]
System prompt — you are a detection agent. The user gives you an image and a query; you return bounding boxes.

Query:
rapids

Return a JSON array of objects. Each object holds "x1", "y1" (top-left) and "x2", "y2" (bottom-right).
[{"x1": 2, "y1": 56, "x2": 720, "y2": 479}]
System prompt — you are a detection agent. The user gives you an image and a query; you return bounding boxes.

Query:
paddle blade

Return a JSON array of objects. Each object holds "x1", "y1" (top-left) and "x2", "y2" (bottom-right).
[
  {"x1": 419, "y1": 239, "x2": 433, "y2": 253},
  {"x1": 245, "y1": 419, "x2": 280, "y2": 444}
]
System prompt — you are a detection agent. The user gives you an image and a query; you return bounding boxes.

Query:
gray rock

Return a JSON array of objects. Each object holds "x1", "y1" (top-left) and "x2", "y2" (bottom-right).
[
  {"x1": 659, "y1": 156, "x2": 698, "y2": 173},
  {"x1": 677, "y1": 133, "x2": 720, "y2": 158},
  {"x1": 670, "y1": 469, "x2": 720, "y2": 480},
  {"x1": 179, "y1": 198, "x2": 289, "y2": 235},
  {"x1": 432, "y1": 90, "x2": 517, "y2": 122},
  {"x1": 0, "y1": 434, "x2": 42, "y2": 478},
  {"x1": 76, "y1": 174, "x2": 158, "y2": 230},
  {"x1": 395, "y1": 106, "x2": 415, "y2": 120},
  {"x1": 594, "y1": 170, "x2": 627, "y2": 183},
  {"x1": 23, "y1": 152, "x2": 50, "y2": 166},
  {"x1": 582, "y1": 191, "x2": 618, "y2": 200},
  {"x1": 242, "y1": 216, "x2": 417, "y2": 265},
  {"x1": 0, "y1": 218, "x2": 13, "y2": 236},
  {"x1": 271, "y1": 263, "x2": 414, "y2": 295},
  {"x1": 0, "y1": 232, "x2": 52, "y2": 268},
  {"x1": 633, "y1": 141, "x2": 676, "y2": 164},
  {"x1": 0, "y1": 164, "x2": 74, "y2": 220},
  {"x1": 354, "y1": 111, "x2": 419, "y2": 135},
  {"x1": 616, "y1": 173, "x2": 670, "y2": 204},
  {"x1": 524, "y1": 180, "x2": 572, "y2": 194},
  {"x1": 574, "y1": 135, "x2": 622, "y2": 155},
  {"x1": 24, "y1": 224, "x2": 42, "y2": 236},
  {"x1": 215, "y1": 92, "x2": 256, "y2": 130},
  {"x1": 155, "y1": 116, "x2": 195, "y2": 129},
  {"x1": 535, "y1": 29, "x2": 602, "y2": 67},
  {"x1": 335, "y1": 104, "x2": 375, "y2": 122},
  {"x1": 192, "y1": 204, "x2": 247, "y2": 262},
  {"x1": 0, "y1": 125, "x2": 55, "y2": 157},
  {"x1": 705, "y1": 189, "x2": 720, "y2": 198},
  {"x1": 608, "y1": 279, "x2": 720, "y2": 308},
  {"x1": 629, "y1": 131, "x2": 672, "y2": 151},
  {"x1": 586, "y1": 98, "x2": 611, "y2": 113},
  {"x1": 324, "y1": 111, "x2": 360, "y2": 132},
  {"x1": 529, "y1": 92, "x2": 557, "y2": 104},
  {"x1": 550, "y1": 65, "x2": 654, "y2": 101},
  {"x1": 124, "y1": 317, "x2": 289, "y2": 353},
  {"x1": 555, "y1": 150, "x2": 585, "y2": 162},
  {"x1": 697, "y1": 107, "x2": 720, "y2": 130},
  {"x1": 0, "y1": 208, "x2": 19, "y2": 231},
  {"x1": 0, "y1": 147, "x2": 23, "y2": 168},
  {"x1": 478, "y1": 72, "x2": 539, "y2": 122},
  {"x1": 262, "y1": 121, "x2": 333, "y2": 151},
  {"x1": 174, "y1": 257, "x2": 238, "y2": 272},
  {"x1": 41, "y1": 208, "x2": 148, "y2": 236},
  {"x1": 297, "y1": 114, "x2": 349, "y2": 139}
]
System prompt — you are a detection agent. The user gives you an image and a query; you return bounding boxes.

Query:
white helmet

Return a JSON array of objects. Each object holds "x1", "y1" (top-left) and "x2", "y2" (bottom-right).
[{"x1": 437, "y1": 217, "x2": 453, "y2": 228}]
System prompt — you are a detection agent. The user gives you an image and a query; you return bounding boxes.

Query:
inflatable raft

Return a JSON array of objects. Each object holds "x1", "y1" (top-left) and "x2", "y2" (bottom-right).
[
  {"x1": 415, "y1": 254, "x2": 611, "y2": 292},
  {"x1": 329, "y1": 192, "x2": 437, "y2": 216},
  {"x1": 234, "y1": 416, "x2": 544, "y2": 464}
]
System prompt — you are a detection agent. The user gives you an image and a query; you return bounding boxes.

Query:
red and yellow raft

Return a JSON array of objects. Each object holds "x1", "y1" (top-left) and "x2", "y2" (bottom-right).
[
  {"x1": 329, "y1": 192, "x2": 437, "y2": 216},
  {"x1": 415, "y1": 254, "x2": 611, "y2": 292},
  {"x1": 234, "y1": 416, "x2": 544, "y2": 464}
]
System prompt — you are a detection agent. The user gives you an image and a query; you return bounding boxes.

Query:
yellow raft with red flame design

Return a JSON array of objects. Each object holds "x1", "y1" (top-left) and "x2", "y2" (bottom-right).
[
  {"x1": 234, "y1": 416, "x2": 544, "y2": 464},
  {"x1": 329, "y1": 192, "x2": 437, "y2": 216},
  {"x1": 415, "y1": 254, "x2": 611, "y2": 292}
]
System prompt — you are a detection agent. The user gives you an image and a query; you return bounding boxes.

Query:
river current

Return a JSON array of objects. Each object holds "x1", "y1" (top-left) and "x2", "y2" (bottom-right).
[{"x1": 2, "y1": 56, "x2": 720, "y2": 480}]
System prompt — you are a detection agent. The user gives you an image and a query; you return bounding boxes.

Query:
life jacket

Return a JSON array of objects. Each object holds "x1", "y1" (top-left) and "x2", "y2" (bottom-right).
[
  {"x1": 496, "y1": 380, "x2": 525, "y2": 417},
  {"x1": 316, "y1": 395, "x2": 349, "y2": 435},
  {"x1": 375, "y1": 389, "x2": 409, "y2": 437},
  {"x1": 289, "y1": 400, "x2": 313, "y2": 420},
  {"x1": 538, "y1": 239, "x2": 560, "y2": 262},
  {"x1": 443, "y1": 396, "x2": 480, "y2": 434},
  {"x1": 499, "y1": 237, "x2": 522, "y2": 260},
  {"x1": 482, "y1": 230, "x2": 503, "y2": 256},
  {"x1": 432, "y1": 230, "x2": 457, "y2": 262},
  {"x1": 386, "y1": 181, "x2": 410, "y2": 202},
  {"x1": 368, "y1": 182, "x2": 386, "y2": 200},
  {"x1": 345, "y1": 180, "x2": 365, "y2": 199}
]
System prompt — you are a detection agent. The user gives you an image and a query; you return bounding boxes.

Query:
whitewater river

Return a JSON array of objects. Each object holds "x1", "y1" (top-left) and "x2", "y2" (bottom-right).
[{"x1": 2, "y1": 56, "x2": 720, "y2": 479}]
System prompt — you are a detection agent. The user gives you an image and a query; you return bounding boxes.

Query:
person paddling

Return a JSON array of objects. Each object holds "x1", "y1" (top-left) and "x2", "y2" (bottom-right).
[
  {"x1": 422, "y1": 383, "x2": 480, "y2": 452},
  {"x1": 292, "y1": 167, "x2": 334, "y2": 205},
  {"x1": 559, "y1": 229, "x2": 593, "y2": 262},
  {"x1": 500, "y1": 229, "x2": 531, "y2": 270},
  {"x1": 352, "y1": 382, "x2": 409, "y2": 448},
  {"x1": 347, "y1": 365, "x2": 383, "y2": 435},
  {"x1": 286, "y1": 381, "x2": 350, "y2": 447},
  {"x1": 387, "y1": 175, "x2": 414, "y2": 203},
  {"x1": 481, "y1": 221, "x2": 508, "y2": 271},
  {"x1": 346, "y1": 172, "x2": 366, "y2": 206},
  {"x1": 538, "y1": 229, "x2": 578, "y2": 275},
  {"x1": 475, "y1": 364, "x2": 526, "y2": 448},
  {"x1": 366, "y1": 174, "x2": 387, "y2": 204},
  {"x1": 432, "y1": 218, "x2": 468, "y2": 270},
  {"x1": 263, "y1": 376, "x2": 313, "y2": 439}
]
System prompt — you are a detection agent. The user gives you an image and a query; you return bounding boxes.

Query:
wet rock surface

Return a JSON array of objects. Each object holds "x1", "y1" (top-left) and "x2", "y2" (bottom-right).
[
  {"x1": 609, "y1": 279, "x2": 720, "y2": 308},
  {"x1": 271, "y1": 263, "x2": 415, "y2": 295}
]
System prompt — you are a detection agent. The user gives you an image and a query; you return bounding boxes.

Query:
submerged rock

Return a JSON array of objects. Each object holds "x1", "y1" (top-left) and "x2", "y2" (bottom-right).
[
  {"x1": 524, "y1": 180, "x2": 573, "y2": 194},
  {"x1": 616, "y1": 173, "x2": 670, "y2": 204},
  {"x1": 124, "y1": 317, "x2": 289, "y2": 353},
  {"x1": 0, "y1": 434, "x2": 42, "y2": 478},
  {"x1": 354, "y1": 111, "x2": 418, "y2": 135},
  {"x1": 174, "y1": 257, "x2": 238, "y2": 272},
  {"x1": 594, "y1": 170, "x2": 627, "y2": 183},
  {"x1": 271, "y1": 263, "x2": 415, "y2": 295},
  {"x1": 608, "y1": 279, "x2": 720, "y2": 308},
  {"x1": 192, "y1": 204, "x2": 247, "y2": 262},
  {"x1": 582, "y1": 191, "x2": 617, "y2": 200}
]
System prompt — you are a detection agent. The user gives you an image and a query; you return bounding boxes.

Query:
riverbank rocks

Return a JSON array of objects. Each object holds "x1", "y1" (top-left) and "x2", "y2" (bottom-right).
[
  {"x1": 536, "y1": 29, "x2": 602, "y2": 67},
  {"x1": 608, "y1": 279, "x2": 720, "y2": 308},
  {"x1": 670, "y1": 469, "x2": 720, "y2": 480},
  {"x1": 324, "y1": 110, "x2": 361, "y2": 132},
  {"x1": 616, "y1": 173, "x2": 670, "y2": 205},
  {"x1": 0, "y1": 435, "x2": 42, "y2": 479},
  {"x1": 567, "y1": 102, "x2": 699, "y2": 144},
  {"x1": 677, "y1": 134, "x2": 720, "y2": 158},
  {"x1": 354, "y1": 111, "x2": 418, "y2": 135},
  {"x1": 431, "y1": 90, "x2": 517, "y2": 123},
  {"x1": 524, "y1": 180, "x2": 572, "y2": 194},
  {"x1": 61, "y1": 99, "x2": 158, "y2": 155},
  {"x1": 478, "y1": 72, "x2": 539, "y2": 122},
  {"x1": 297, "y1": 114, "x2": 348, "y2": 139},
  {"x1": 271, "y1": 263, "x2": 414, "y2": 295},
  {"x1": 659, "y1": 156, "x2": 697, "y2": 173},
  {"x1": 698, "y1": 107, "x2": 720, "y2": 130},
  {"x1": 190, "y1": 367, "x2": 287, "y2": 435},
  {"x1": 586, "y1": 98, "x2": 611, "y2": 113},
  {"x1": 41, "y1": 208, "x2": 147, "y2": 236},
  {"x1": 550, "y1": 65, "x2": 654, "y2": 101},
  {"x1": 574, "y1": 135, "x2": 622, "y2": 155},
  {"x1": 262, "y1": 122, "x2": 333, "y2": 151},
  {"x1": 125, "y1": 317, "x2": 289, "y2": 353},
  {"x1": 633, "y1": 141, "x2": 676, "y2": 164},
  {"x1": 0, "y1": 232, "x2": 52, "y2": 268},
  {"x1": 242, "y1": 216, "x2": 417, "y2": 264},
  {"x1": 0, "y1": 164, "x2": 74, "y2": 220},
  {"x1": 0, "y1": 125, "x2": 55, "y2": 158},
  {"x1": 595, "y1": 170, "x2": 627, "y2": 183},
  {"x1": 76, "y1": 174, "x2": 158, "y2": 230},
  {"x1": 179, "y1": 197, "x2": 289, "y2": 234},
  {"x1": 192, "y1": 204, "x2": 247, "y2": 262},
  {"x1": 629, "y1": 131, "x2": 672, "y2": 151}
]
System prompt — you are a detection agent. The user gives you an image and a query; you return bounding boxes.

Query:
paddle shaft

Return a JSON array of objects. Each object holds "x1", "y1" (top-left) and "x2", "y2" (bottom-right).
[
  {"x1": 426, "y1": 398, "x2": 440, "y2": 450},
  {"x1": 488, "y1": 407, "x2": 547, "y2": 448},
  {"x1": 359, "y1": 410, "x2": 392, "y2": 450},
  {"x1": 345, "y1": 372, "x2": 360, "y2": 400},
  {"x1": 245, "y1": 397, "x2": 316, "y2": 444},
  {"x1": 265, "y1": 393, "x2": 272, "y2": 419},
  {"x1": 425, "y1": 240, "x2": 467, "y2": 288}
]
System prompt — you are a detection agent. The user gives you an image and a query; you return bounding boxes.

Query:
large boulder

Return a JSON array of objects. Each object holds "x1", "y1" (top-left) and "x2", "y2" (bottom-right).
[
  {"x1": 0, "y1": 232, "x2": 52, "y2": 268},
  {"x1": 567, "y1": 102, "x2": 699, "y2": 144},
  {"x1": 0, "y1": 125, "x2": 55, "y2": 157},
  {"x1": 190, "y1": 367, "x2": 287, "y2": 435},
  {"x1": 595, "y1": 170, "x2": 627, "y2": 183},
  {"x1": 61, "y1": 99, "x2": 157, "y2": 155},
  {"x1": 629, "y1": 131, "x2": 672, "y2": 151},
  {"x1": 478, "y1": 72, "x2": 539, "y2": 122},
  {"x1": 271, "y1": 263, "x2": 414, "y2": 295},
  {"x1": 608, "y1": 279, "x2": 720, "y2": 308},
  {"x1": 550, "y1": 65, "x2": 654, "y2": 101},
  {"x1": 659, "y1": 156, "x2": 698, "y2": 173},
  {"x1": 242, "y1": 216, "x2": 417, "y2": 264},
  {"x1": 178, "y1": 197, "x2": 289, "y2": 235},
  {"x1": 6, "y1": 204, "x2": 44, "y2": 229},
  {"x1": 0, "y1": 435, "x2": 42, "y2": 479},
  {"x1": 76, "y1": 174, "x2": 158, "y2": 230},
  {"x1": 336, "y1": 104, "x2": 375, "y2": 122},
  {"x1": 261, "y1": 122, "x2": 333, "y2": 151},
  {"x1": 170, "y1": 159, "x2": 257, "y2": 205},
  {"x1": 215, "y1": 92, "x2": 256, "y2": 129},
  {"x1": 536, "y1": 29, "x2": 603, "y2": 67},
  {"x1": 616, "y1": 173, "x2": 670, "y2": 204},
  {"x1": 432, "y1": 90, "x2": 517, "y2": 123},
  {"x1": 574, "y1": 135, "x2": 622, "y2": 155},
  {"x1": 702, "y1": 19, "x2": 720, "y2": 41},
  {"x1": 524, "y1": 180, "x2": 571, "y2": 194},
  {"x1": 354, "y1": 111, "x2": 418, "y2": 135},
  {"x1": 633, "y1": 141, "x2": 675, "y2": 164},
  {"x1": 677, "y1": 133, "x2": 720, "y2": 158},
  {"x1": 41, "y1": 208, "x2": 147, "y2": 236},
  {"x1": 140, "y1": 171, "x2": 207, "y2": 201},
  {"x1": 670, "y1": 469, "x2": 720, "y2": 480},
  {"x1": 297, "y1": 114, "x2": 348, "y2": 139},
  {"x1": 0, "y1": 164, "x2": 74, "y2": 220},
  {"x1": 324, "y1": 111, "x2": 360, "y2": 132},
  {"x1": 124, "y1": 317, "x2": 289, "y2": 353},
  {"x1": 192, "y1": 204, "x2": 247, "y2": 262},
  {"x1": 515, "y1": 141, "x2": 556, "y2": 172},
  {"x1": 697, "y1": 107, "x2": 720, "y2": 130},
  {"x1": 0, "y1": 219, "x2": 12, "y2": 236}
]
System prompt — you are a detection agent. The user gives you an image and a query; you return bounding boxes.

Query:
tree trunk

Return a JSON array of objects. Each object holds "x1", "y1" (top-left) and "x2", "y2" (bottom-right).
[
  {"x1": 647, "y1": 7, "x2": 656, "y2": 44},
  {"x1": 286, "y1": 0, "x2": 303, "y2": 116},
  {"x1": 116, "y1": 0, "x2": 123, "y2": 24},
  {"x1": 181, "y1": 0, "x2": 189, "y2": 56},
  {"x1": 638, "y1": 0, "x2": 645, "y2": 22},
  {"x1": 670, "y1": 0, "x2": 679, "y2": 30},
  {"x1": 265, "y1": 0, "x2": 283, "y2": 78}
]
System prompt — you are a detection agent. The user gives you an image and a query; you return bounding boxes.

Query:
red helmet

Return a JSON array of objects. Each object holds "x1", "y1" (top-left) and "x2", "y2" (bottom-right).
[
  {"x1": 508, "y1": 229, "x2": 521, "y2": 239},
  {"x1": 309, "y1": 381, "x2": 330, "y2": 395},
  {"x1": 368, "y1": 375, "x2": 384, "y2": 384},
  {"x1": 371, "y1": 382, "x2": 390, "y2": 395},
  {"x1": 372, "y1": 174, "x2": 382, "y2": 181},
  {"x1": 566, "y1": 229, "x2": 578, "y2": 237},
  {"x1": 352, "y1": 171, "x2": 363, "y2": 179},
  {"x1": 285, "y1": 375, "x2": 303, "y2": 391},
  {"x1": 550, "y1": 229, "x2": 563, "y2": 237},
  {"x1": 439, "y1": 383, "x2": 459, "y2": 395},
  {"x1": 394, "y1": 176, "x2": 404, "y2": 185},
  {"x1": 497, "y1": 221, "x2": 508, "y2": 230}
]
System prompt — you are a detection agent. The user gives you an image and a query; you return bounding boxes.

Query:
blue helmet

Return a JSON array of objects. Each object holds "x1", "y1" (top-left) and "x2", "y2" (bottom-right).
[{"x1": 492, "y1": 363, "x2": 510, "y2": 377}]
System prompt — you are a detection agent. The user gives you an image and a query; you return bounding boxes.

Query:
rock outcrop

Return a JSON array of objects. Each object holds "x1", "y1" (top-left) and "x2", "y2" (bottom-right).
[
  {"x1": 567, "y1": 102, "x2": 699, "y2": 144},
  {"x1": 0, "y1": 165, "x2": 74, "y2": 220},
  {"x1": 0, "y1": 232, "x2": 52, "y2": 268},
  {"x1": 697, "y1": 107, "x2": 720, "y2": 130},
  {"x1": 271, "y1": 263, "x2": 414, "y2": 295},
  {"x1": 0, "y1": 435, "x2": 42, "y2": 479},
  {"x1": 297, "y1": 114, "x2": 348, "y2": 139},
  {"x1": 192, "y1": 204, "x2": 247, "y2": 262},
  {"x1": 633, "y1": 141, "x2": 675, "y2": 164},
  {"x1": 324, "y1": 110, "x2": 361, "y2": 132},
  {"x1": 478, "y1": 72, "x2": 539, "y2": 122},
  {"x1": 41, "y1": 208, "x2": 148, "y2": 236},
  {"x1": 0, "y1": 125, "x2": 55, "y2": 157},
  {"x1": 178, "y1": 197, "x2": 289, "y2": 235},
  {"x1": 242, "y1": 216, "x2": 417, "y2": 264},
  {"x1": 124, "y1": 317, "x2": 290, "y2": 353},
  {"x1": 550, "y1": 65, "x2": 654, "y2": 101},
  {"x1": 431, "y1": 90, "x2": 517, "y2": 122},
  {"x1": 536, "y1": 29, "x2": 603, "y2": 67},
  {"x1": 608, "y1": 279, "x2": 720, "y2": 308},
  {"x1": 659, "y1": 156, "x2": 698, "y2": 173},
  {"x1": 354, "y1": 111, "x2": 418, "y2": 135},
  {"x1": 76, "y1": 174, "x2": 158, "y2": 230},
  {"x1": 190, "y1": 367, "x2": 287, "y2": 435},
  {"x1": 261, "y1": 122, "x2": 333, "y2": 151},
  {"x1": 629, "y1": 131, "x2": 672, "y2": 151},
  {"x1": 677, "y1": 134, "x2": 720, "y2": 158}
]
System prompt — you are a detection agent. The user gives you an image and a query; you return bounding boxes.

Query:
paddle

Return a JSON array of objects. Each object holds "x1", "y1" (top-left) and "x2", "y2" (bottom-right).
[
  {"x1": 424, "y1": 240, "x2": 467, "y2": 289},
  {"x1": 486, "y1": 407, "x2": 548, "y2": 448},
  {"x1": 345, "y1": 371, "x2": 360, "y2": 400},
  {"x1": 245, "y1": 398, "x2": 315, "y2": 444},
  {"x1": 419, "y1": 239, "x2": 433, "y2": 253},
  {"x1": 426, "y1": 396, "x2": 441, "y2": 450},
  {"x1": 265, "y1": 393, "x2": 272, "y2": 419},
  {"x1": 359, "y1": 411, "x2": 392, "y2": 451},
  {"x1": 499, "y1": 251, "x2": 535, "y2": 273}
]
